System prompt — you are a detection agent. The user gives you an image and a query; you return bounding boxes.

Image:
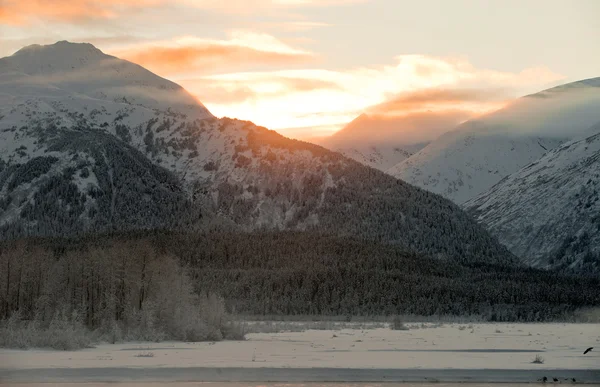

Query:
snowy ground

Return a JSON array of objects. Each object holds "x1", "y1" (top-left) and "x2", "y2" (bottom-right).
[
  {"x1": 0, "y1": 384, "x2": 567, "y2": 387},
  {"x1": 1, "y1": 323, "x2": 599, "y2": 384}
]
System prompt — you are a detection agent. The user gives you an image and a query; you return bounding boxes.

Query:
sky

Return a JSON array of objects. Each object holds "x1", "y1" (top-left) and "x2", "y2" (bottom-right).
[{"x1": 1, "y1": 0, "x2": 599, "y2": 139}]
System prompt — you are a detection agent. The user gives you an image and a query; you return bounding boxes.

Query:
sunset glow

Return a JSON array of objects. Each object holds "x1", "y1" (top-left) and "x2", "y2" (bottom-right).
[{"x1": 2, "y1": 0, "x2": 598, "y2": 138}]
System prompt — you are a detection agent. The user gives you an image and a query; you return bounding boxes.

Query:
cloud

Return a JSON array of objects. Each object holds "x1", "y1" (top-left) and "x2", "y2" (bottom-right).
[
  {"x1": 191, "y1": 55, "x2": 563, "y2": 136},
  {"x1": 0, "y1": 0, "x2": 162, "y2": 24},
  {"x1": 369, "y1": 88, "x2": 511, "y2": 116},
  {"x1": 113, "y1": 32, "x2": 314, "y2": 76},
  {"x1": 119, "y1": 45, "x2": 311, "y2": 75},
  {"x1": 322, "y1": 110, "x2": 474, "y2": 146},
  {"x1": 256, "y1": 21, "x2": 332, "y2": 32},
  {"x1": 0, "y1": 0, "x2": 366, "y2": 24},
  {"x1": 182, "y1": 76, "x2": 342, "y2": 105},
  {"x1": 180, "y1": 0, "x2": 368, "y2": 13}
]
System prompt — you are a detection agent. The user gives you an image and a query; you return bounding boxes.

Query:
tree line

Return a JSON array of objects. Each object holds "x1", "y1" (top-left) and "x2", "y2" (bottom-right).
[
  {"x1": 3, "y1": 230, "x2": 597, "y2": 325},
  {"x1": 0, "y1": 236, "x2": 242, "y2": 348}
]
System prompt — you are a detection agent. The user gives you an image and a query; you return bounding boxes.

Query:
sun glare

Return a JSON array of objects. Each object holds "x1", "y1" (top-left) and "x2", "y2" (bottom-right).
[{"x1": 170, "y1": 52, "x2": 561, "y2": 138}]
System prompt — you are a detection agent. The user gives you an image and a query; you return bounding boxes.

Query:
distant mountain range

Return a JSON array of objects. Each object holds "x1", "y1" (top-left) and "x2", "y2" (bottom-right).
[
  {"x1": 317, "y1": 111, "x2": 466, "y2": 171},
  {"x1": 319, "y1": 77, "x2": 600, "y2": 205},
  {"x1": 315, "y1": 77, "x2": 600, "y2": 273},
  {"x1": 0, "y1": 41, "x2": 514, "y2": 266},
  {"x1": 466, "y1": 124, "x2": 600, "y2": 273},
  {"x1": 2, "y1": 41, "x2": 599, "y2": 274},
  {"x1": 387, "y1": 77, "x2": 600, "y2": 204}
]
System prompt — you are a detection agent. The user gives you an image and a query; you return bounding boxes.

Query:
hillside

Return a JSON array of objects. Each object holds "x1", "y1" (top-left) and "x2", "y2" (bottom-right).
[
  {"x1": 388, "y1": 78, "x2": 600, "y2": 204},
  {"x1": 5, "y1": 231, "x2": 599, "y2": 320},
  {"x1": 318, "y1": 112, "x2": 463, "y2": 171},
  {"x1": 0, "y1": 41, "x2": 515, "y2": 266},
  {"x1": 465, "y1": 125, "x2": 600, "y2": 273}
]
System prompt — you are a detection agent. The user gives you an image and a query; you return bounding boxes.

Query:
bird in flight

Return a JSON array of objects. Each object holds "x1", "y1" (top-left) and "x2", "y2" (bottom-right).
[{"x1": 583, "y1": 347, "x2": 593, "y2": 354}]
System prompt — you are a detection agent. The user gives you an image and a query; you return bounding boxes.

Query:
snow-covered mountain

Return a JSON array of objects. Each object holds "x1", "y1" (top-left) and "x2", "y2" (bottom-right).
[
  {"x1": 318, "y1": 112, "x2": 465, "y2": 171},
  {"x1": 388, "y1": 78, "x2": 600, "y2": 204},
  {"x1": 324, "y1": 142, "x2": 424, "y2": 172},
  {"x1": 465, "y1": 124, "x2": 600, "y2": 273},
  {"x1": 0, "y1": 41, "x2": 515, "y2": 266},
  {"x1": 388, "y1": 126, "x2": 565, "y2": 204},
  {"x1": 0, "y1": 41, "x2": 211, "y2": 117},
  {"x1": 0, "y1": 41, "x2": 215, "y2": 235}
]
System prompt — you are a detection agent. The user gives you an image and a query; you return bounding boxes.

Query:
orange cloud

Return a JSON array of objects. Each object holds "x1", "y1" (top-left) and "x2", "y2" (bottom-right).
[
  {"x1": 370, "y1": 88, "x2": 510, "y2": 116},
  {"x1": 0, "y1": 0, "x2": 366, "y2": 25},
  {"x1": 182, "y1": 76, "x2": 341, "y2": 104},
  {"x1": 118, "y1": 44, "x2": 312, "y2": 75},
  {"x1": 109, "y1": 31, "x2": 314, "y2": 76},
  {"x1": 278, "y1": 77, "x2": 342, "y2": 93},
  {"x1": 324, "y1": 109, "x2": 474, "y2": 146},
  {"x1": 194, "y1": 55, "x2": 561, "y2": 136},
  {"x1": 0, "y1": 0, "x2": 161, "y2": 25}
]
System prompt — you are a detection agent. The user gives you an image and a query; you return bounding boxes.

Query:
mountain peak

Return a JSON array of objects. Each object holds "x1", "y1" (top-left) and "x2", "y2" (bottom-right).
[
  {"x1": 13, "y1": 40, "x2": 106, "y2": 59},
  {"x1": 523, "y1": 76, "x2": 600, "y2": 99},
  {"x1": 6, "y1": 40, "x2": 111, "y2": 78},
  {"x1": 1, "y1": 40, "x2": 213, "y2": 118},
  {"x1": 466, "y1": 121, "x2": 600, "y2": 272}
]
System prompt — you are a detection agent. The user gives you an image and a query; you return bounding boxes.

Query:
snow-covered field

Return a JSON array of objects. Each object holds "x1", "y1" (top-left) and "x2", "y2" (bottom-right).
[{"x1": 1, "y1": 323, "x2": 599, "y2": 384}]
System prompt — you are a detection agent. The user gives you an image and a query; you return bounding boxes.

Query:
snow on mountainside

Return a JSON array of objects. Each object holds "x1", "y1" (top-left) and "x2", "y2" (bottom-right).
[
  {"x1": 329, "y1": 143, "x2": 424, "y2": 171},
  {"x1": 388, "y1": 78, "x2": 600, "y2": 204},
  {"x1": 388, "y1": 125, "x2": 565, "y2": 204},
  {"x1": 319, "y1": 112, "x2": 464, "y2": 171},
  {"x1": 0, "y1": 41, "x2": 515, "y2": 266},
  {"x1": 465, "y1": 124, "x2": 600, "y2": 273},
  {"x1": 0, "y1": 41, "x2": 211, "y2": 116}
]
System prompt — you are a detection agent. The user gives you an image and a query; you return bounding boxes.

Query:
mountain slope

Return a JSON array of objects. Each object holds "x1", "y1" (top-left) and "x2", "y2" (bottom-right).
[
  {"x1": 318, "y1": 112, "x2": 464, "y2": 171},
  {"x1": 0, "y1": 41, "x2": 515, "y2": 266},
  {"x1": 465, "y1": 125, "x2": 600, "y2": 273},
  {"x1": 0, "y1": 129, "x2": 203, "y2": 238},
  {"x1": 326, "y1": 143, "x2": 422, "y2": 172},
  {"x1": 388, "y1": 125, "x2": 565, "y2": 203},
  {"x1": 388, "y1": 78, "x2": 600, "y2": 203},
  {"x1": 0, "y1": 40, "x2": 211, "y2": 116}
]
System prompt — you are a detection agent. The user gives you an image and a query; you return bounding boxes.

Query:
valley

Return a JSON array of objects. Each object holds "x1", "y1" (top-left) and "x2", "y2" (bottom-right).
[
  {"x1": 2, "y1": 0, "x2": 600, "y2": 384},
  {"x1": 0, "y1": 43, "x2": 599, "y2": 383}
]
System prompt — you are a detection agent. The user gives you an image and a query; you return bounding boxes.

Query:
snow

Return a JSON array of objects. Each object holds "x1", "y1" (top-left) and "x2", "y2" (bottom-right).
[
  {"x1": 464, "y1": 126, "x2": 600, "y2": 269},
  {"x1": 0, "y1": 41, "x2": 212, "y2": 170},
  {"x1": 1, "y1": 323, "x2": 599, "y2": 383},
  {"x1": 2, "y1": 41, "x2": 211, "y2": 118},
  {"x1": 388, "y1": 78, "x2": 600, "y2": 204},
  {"x1": 317, "y1": 113, "x2": 435, "y2": 172},
  {"x1": 1, "y1": 42, "x2": 348, "y2": 232},
  {"x1": 388, "y1": 127, "x2": 565, "y2": 204},
  {"x1": 333, "y1": 144, "x2": 422, "y2": 172},
  {"x1": 0, "y1": 41, "x2": 217, "y2": 182}
]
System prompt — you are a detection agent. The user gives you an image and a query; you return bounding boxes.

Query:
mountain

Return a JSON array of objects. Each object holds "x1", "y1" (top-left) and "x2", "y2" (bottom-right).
[
  {"x1": 318, "y1": 111, "x2": 466, "y2": 171},
  {"x1": 465, "y1": 124, "x2": 600, "y2": 273},
  {"x1": 388, "y1": 78, "x2": 600, "y2": 204},
  {"x1": 0, "y1": 42, "x2": 214, "y2": 236},
  {"x1": 388, "y1": 126, "x2": 565, "y2": 204},
  {"x1": 0, "y1": 41, "x2": 516, "y2": 266},
  {"x1": 0, "y1": 41, "x2": 211, "y2": 116}
]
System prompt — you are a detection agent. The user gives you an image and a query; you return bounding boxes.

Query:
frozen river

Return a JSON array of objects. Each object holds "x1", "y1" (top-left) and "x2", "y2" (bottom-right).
[{"x1": 1, "y1": 323, "x2": 599, "y2": 384}]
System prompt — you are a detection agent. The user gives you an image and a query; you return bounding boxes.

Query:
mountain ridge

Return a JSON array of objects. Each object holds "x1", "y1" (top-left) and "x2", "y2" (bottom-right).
[
  {"x1": 388, "y1": 77, "x2": 600, "y2": 203},
  {"x1": 465, "y1": 123, "x2": 600, "y2": 273},
  {"x1": 0, "y1": 41, "x2": 516, "y2": 266},
  {"x1": 317, "y1": 111, "x2": 465, "y2": 171}
]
